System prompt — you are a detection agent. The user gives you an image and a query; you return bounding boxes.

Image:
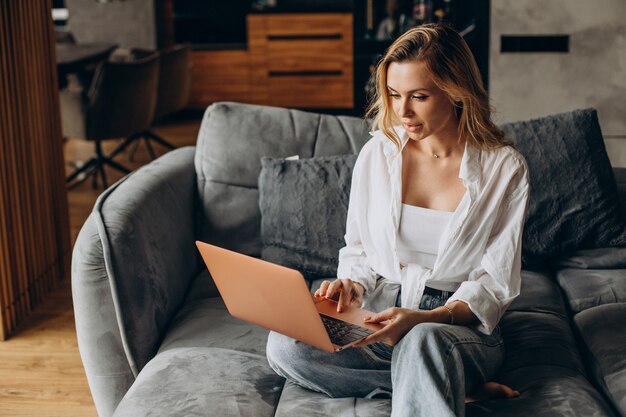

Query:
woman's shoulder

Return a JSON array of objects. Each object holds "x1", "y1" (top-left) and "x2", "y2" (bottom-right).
[
  {"x1": 357, "y1": 129, "x2": 392, "y2": 160},
  {"x1": 481, "y1": 144, "x2": 528, "y2": 175}
]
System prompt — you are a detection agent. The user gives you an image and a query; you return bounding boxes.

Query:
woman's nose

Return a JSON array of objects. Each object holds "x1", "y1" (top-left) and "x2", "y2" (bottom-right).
[{"x1": 398, "y1": 98, "x2": 413, "y2": 117}]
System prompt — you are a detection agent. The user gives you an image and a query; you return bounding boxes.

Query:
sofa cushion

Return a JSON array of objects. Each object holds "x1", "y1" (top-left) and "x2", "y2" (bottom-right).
[
  {"x1": 259, "y1": 155, "x2": 357, "y2": 280},
  {"x1": 112, "y1": 347, "x2": 284, "y2": 417},
  {"x1": 464, "y1": 311, "x2": 615, "y2": 416},
  {"x1": 273, "y1": 311, "x2": 613, "y2": 417},
  {"x1": 555, "y1": 268, "x2": 626, "y2": 314},
  {"x1": 500, "y1": 108, "x2": 626, "y2": 266},
  {"x1": 466, "y1": 366, "x2": 615, "y2": 417},
  {"x1": 275, "y1": 380, "x2": 390, "y2": 417},
  {"x1": 507, "y1": 269, "x2": 567, "y2": 317},
  {"x1": 112, "y1": 270, "x2": 285, "y2": 417},
  {"x1": 158, "y1": 269, "x2": 270, "y2": 356},
  {"x1": 551, "y1": 246, "x2": 626, "y2": 270},
  {"x1": 194, "y1": 102, "x2": 370, "y2": 257},
  {"x1": 497, "y1": 311, "x2": 586, "y2": 375},
  {"x1": 574, "y1": 303, "x2": 626, "y2": 416}
]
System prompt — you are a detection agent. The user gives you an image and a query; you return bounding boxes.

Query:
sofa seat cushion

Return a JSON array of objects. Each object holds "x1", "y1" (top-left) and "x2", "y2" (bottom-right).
[
  {"x1": 498, "y1": 311, "x2": 586, "y2": 375},
  {"x1": 466, "y1": 310, "x2": 614, "y2": 416},
  {"x1": 507, "y1": 269, "x2": 568, "y2": 317},
  {"x1": 158, "y1": 269, "x2": 270, "y2": 356},
  {"x1": 556, "y1": 268, "x2": 626, "y2": 314},
  {"x1": 466, "y1": 366, "x2": 616, "y2": 417},
  {"x1": 275, "y1": 380, "x2": 390, "y2": 417},
  {"x1": 574, "y1": 303, "x2": 626, "y2": 415},
  {"x1": 277, "y1": 368, "x2": 614, "y2": 417},
  {"x1": 112, "y1": 347, "x2": 284, "y2": 417},
  {"x1": 273, "y1": 310, "x2": 613, "y2": 417}
]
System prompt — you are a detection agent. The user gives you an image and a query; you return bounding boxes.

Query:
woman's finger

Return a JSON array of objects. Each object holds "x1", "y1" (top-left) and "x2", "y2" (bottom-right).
[
  {"x1": 337, "y1": 280, "x2": 352, "y2": 312},
  {"x1": 364, "y1": 308, "x2": 396, "y2": 324},
  {"x1": 353, "y1": 325, "x2": 394, "y2": 347},
  {"x1": 325, "y1": 279, "x2": 343, "y2": 300},
  {"x1": 314, "y1": 280, "x2": 331, "y2": 297}
]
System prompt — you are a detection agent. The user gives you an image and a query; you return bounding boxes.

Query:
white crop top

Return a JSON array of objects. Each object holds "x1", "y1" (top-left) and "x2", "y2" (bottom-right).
[{"x1": 396, "y1": 203, "x2": 453, "y2": 269}]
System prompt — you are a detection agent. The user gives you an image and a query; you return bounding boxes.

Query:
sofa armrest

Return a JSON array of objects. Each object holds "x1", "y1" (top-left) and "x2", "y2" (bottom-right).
[{"x1": 72, "y1": 146, "x2": 199, "y2": 417}]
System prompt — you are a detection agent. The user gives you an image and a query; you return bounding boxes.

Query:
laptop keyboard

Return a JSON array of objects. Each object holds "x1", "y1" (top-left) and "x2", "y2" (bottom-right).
[{"x1": 320, "y1": 313, "x2": 374, "y2": 346}]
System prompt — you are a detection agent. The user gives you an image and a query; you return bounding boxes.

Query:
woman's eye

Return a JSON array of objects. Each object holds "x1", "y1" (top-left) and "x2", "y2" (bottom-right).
[
  {"x1": 388, "y1": 93, "x2": 400, "y2": 99},
  {"x1": 412, "y1": 96, "x2": 428, "y2": 101}
]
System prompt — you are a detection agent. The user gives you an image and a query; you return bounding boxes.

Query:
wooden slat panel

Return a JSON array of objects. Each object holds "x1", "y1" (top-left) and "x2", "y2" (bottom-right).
[
  {"x1": 188, "y1": 50, "x2": 251, "y2": 109},
  {"x1": 0, "y1": 0, "x2": 71, "y2": 340}
]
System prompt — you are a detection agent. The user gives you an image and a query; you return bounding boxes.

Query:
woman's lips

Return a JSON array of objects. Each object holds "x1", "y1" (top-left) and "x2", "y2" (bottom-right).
[{"x1": 403, "y1": 123, "x2": 423, "y2": 132}]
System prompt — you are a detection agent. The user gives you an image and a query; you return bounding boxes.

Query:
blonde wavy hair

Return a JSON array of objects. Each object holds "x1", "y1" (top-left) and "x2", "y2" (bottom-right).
[{"x1": 365, "y1": 23, "x2": 507, "y2": 151}]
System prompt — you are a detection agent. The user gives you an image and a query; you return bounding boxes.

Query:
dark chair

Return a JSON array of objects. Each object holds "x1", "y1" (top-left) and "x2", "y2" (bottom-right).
[
  {"x1": 127, "y1": 45, "x2": 191, "y2": 161},
  {"x1": 64, "y1": 51, "x2": 160, "y2": 189}
]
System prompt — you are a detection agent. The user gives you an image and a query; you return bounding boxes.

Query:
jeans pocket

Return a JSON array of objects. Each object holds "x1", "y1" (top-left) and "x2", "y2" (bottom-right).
[{"x1": 418, "y1": 293, "x2": 447, "y2": 310}]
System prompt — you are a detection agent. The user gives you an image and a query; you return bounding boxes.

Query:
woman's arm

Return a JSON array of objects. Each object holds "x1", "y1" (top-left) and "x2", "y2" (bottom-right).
[
  {"x1": 356, "y1": 159, "x2": 530, "y2": 346},
  {"x1": 352, "y1": 300, "x2": 476, "y2": 347},
  {"x1": 335, "y1": 144, "x2": 379, "y2": 296}
]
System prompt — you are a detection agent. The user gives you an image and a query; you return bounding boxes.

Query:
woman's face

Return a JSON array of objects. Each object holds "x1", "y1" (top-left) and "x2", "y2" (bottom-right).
[{"x1": 386, "y1": 60, "x2": 458, "y2": 142}]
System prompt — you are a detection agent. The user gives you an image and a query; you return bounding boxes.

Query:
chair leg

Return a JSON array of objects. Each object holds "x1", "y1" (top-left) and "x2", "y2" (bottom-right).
[
  {"x1": 144, "y1": 130, "x2": 176, "y2": 150},
  {"x1": 66, "y1": 157, "x2": 97, "y2": 183},
  {"x1": 144, "y1": 136, "x2": 157, "y2": 160},
  {"x1": 127, "y1": 138, "x2": 141, "y2": 163},
  {"x1": 108, "y1": 133, "x2": 142, "y2": 160},
  {"x1": 96, "y1": 160, "x2": 108, "y2": 189},
  {"x1": 103, "y1": 156, "x2": 131, "y2": 174}
]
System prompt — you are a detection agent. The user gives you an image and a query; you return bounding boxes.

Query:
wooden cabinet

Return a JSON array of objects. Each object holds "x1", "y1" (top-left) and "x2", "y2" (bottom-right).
[
  {"x1": 188, "y1": 49, "x2": 250, "y2": 108},
  {"x1": 188, "y1": 13, "x2": 354, "y2": 110}
]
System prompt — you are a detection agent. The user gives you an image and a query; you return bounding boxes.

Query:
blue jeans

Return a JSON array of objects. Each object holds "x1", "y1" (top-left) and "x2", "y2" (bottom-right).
[{"x1": 266, "y1": 290, "x2": 505, "y2": 417}]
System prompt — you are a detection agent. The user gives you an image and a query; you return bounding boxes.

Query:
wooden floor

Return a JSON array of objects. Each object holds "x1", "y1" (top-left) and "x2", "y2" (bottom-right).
[{"x1": 0, "y1": 116, "x2": 201, "y2": 417}]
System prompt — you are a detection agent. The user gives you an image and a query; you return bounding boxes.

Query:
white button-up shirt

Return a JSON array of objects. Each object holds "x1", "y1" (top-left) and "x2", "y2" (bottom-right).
[{"x1": 337, "y1": 127, "x2": 530, "y2": 335}]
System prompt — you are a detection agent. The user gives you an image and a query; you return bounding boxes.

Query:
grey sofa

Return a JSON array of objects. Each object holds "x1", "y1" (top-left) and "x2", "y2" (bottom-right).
[{"x1": 72, "y1": 101, "x2": 626, "y2": 417}]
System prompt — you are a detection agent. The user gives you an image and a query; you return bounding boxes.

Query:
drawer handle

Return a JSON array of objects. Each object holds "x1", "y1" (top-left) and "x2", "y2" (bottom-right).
[{"x1": 267, "y1": 34, "x2": 343, "y2": 41}]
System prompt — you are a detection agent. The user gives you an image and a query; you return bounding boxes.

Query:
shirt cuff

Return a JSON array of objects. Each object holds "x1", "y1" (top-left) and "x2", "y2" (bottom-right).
[
  {"x1": 446, "y1": 280, "x2": 500, "y2": 335},
  {"x1": 337, "y1": 264, "x2": 377, "y2": 294}
]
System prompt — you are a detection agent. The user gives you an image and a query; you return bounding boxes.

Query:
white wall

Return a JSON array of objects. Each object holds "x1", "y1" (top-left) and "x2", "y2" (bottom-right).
[{"x1": 490, "y1": 0, "x2": 626, "y2": 165}]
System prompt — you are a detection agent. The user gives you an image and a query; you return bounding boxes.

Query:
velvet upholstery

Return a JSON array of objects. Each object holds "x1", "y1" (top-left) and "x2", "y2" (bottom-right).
[
  {"x1": 555, "y1": 268, "x2": 626, "y2": 314},
  {"x1": 507, "y1": 269, "x2": 568, "y2": 317},
  {"x1": 574, "y1": 303, "x2": 626, "y2": 416},
  {"x1": 194, "y1": 102, "x2": 370, "y2": 257},
  {"x1": 72, "y1": 147, "x2": 198, "y2": 416},
  {"x1": 71, "y1": 103, "x2": 624, "y2": 417},
  {"x1": 111, "y1": 271, "x2": 284, "y2": 417},
  {"x1": 501, "y1": 109, "x2": 626, "y2": 265}
]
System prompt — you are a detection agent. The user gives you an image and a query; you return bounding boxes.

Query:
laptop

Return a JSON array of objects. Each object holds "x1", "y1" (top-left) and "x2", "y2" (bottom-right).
[{"x1": 195, "y1": 241, "x2": 387, "y2": 353}]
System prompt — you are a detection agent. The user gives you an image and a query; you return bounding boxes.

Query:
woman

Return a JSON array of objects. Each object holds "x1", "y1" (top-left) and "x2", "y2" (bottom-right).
[{"x1": 266, "y1": 23, "x2": 529, "y2": 417}]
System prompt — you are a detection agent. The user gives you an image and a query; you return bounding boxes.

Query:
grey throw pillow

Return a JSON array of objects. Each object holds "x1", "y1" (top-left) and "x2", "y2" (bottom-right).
[
  {"x1": 501, "y1": 108, "x2": 626, "y2": 266},
  {"x1": 258, "y1": 155, "x2": 357, "y2": 281}
]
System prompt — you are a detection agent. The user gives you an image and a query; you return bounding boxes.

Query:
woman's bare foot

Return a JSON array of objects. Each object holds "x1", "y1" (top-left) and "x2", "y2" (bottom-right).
[{"x1": 464, "y1": 382, "x2": 521, "y2": 404}]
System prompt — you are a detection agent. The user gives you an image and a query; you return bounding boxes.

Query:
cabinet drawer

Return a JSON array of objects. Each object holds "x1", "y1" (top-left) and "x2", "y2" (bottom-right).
[{"x1": 267, "y1": 39, "x2": 349, "y2": 73}]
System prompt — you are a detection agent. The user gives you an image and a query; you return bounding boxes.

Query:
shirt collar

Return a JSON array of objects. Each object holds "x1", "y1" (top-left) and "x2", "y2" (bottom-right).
[{"x1": 377, "y1": 125, "x2": 482, "y2": 185}]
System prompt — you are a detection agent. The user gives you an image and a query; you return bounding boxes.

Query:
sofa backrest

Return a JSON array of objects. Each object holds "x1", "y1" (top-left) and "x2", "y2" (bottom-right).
[{"x1": 194, "y1": 102, "x2": 371, "y2": 256}]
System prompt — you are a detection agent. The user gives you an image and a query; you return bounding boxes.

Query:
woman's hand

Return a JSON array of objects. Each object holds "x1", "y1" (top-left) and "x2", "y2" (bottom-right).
[
  {"x1": 353, "y1": 307, "x2": 430, "y2": 347},
  {"x1": 314, "y1": 278, "x2": 365, "y2": 313}
]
